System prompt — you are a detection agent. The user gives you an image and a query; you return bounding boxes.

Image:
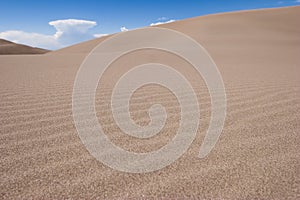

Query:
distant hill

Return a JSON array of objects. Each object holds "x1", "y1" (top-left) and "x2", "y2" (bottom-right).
[{"x1": 0, "y1": 39, "x2": 49, "y2": 55}]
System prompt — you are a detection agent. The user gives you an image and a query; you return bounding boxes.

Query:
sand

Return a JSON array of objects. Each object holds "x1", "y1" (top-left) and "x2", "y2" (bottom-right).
[
  {"x1": 0, "y1": 6, "x2": 300, "y2": 199},
  {"x1": 0, "y1": 39, "x2": 49, "y2": 55}
]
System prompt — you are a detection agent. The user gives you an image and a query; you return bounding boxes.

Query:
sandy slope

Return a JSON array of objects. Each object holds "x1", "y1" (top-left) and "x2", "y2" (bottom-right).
[
  {"x1": 1, "y1": 6, "x2": 300, "y2": 199},
  {"x1": 0, "y1": 39, "x2": 49, "y2": 55}
]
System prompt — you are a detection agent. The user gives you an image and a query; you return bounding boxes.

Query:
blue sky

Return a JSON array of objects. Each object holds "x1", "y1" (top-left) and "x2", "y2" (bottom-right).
[{"x1": 1, "y1": 0, "x2": 299, "y2": 49}]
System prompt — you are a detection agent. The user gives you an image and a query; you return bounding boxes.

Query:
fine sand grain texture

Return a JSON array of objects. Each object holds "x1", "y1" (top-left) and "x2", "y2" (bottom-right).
[{"x1": 1, "y1": 6, "x2": 300, "y2": 199}]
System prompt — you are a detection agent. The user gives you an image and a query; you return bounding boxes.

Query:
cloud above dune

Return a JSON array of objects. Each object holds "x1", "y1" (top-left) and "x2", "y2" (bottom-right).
[
  {"x1": 150, "y1": 19, "x2": 175, "y2": 26},
  {"x1": 0, "y1": 19, "x2": 99, "y2": 50},
  {"x1": 49, "y1": 19, "x2": 97, "y2": 45},
  {"x1": 93, "y1": 33, "x2": 108, "y2": 38},
  {"x1": 120, "y1": 26, "x2": 129, "y2": 32}
]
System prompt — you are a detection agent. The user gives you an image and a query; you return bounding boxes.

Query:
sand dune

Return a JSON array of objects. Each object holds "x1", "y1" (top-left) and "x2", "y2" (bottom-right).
[
  {"x1": 0, "y1": 39, "x2": 49, "y2": 55},
  {"x1": 0, "y1": 6, "x2": 300, "y2": 199}
]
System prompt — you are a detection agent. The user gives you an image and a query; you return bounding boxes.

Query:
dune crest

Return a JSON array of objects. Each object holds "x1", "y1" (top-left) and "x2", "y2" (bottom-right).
[{"x1": 0, "y1": 39, "x2": 49, "y2": 55}]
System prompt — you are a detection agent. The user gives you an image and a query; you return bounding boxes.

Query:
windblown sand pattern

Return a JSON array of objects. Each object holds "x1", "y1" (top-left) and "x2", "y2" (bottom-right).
[{"x1": 1, "y1": 6, "x2": 300, "y2": 199}]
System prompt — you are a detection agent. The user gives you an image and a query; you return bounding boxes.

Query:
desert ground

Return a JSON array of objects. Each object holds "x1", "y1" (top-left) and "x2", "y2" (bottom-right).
[{"x1": 1, "y1": 6, "x2": 300, "y2": 199}]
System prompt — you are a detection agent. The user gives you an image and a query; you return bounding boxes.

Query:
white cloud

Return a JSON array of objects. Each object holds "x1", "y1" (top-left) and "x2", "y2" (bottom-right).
[
  {"x1": 150, "y1": 20, "x2": 175, "y2": 26},
  {"x1": 49, "y1": 19, "x2": 96, "y2": 33},
  {"x1": 93, "y1": 33, "x2": 108, "y2": 38},
  {"x1": 295, "y1": 0, "x2": 300, "y2": 2},
  {"x1": 0, "y1": 19, "x2": 98, "y2": 50},
  {"x1": 120, "y1": 26, "x2": 128, "y2": 32}
]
